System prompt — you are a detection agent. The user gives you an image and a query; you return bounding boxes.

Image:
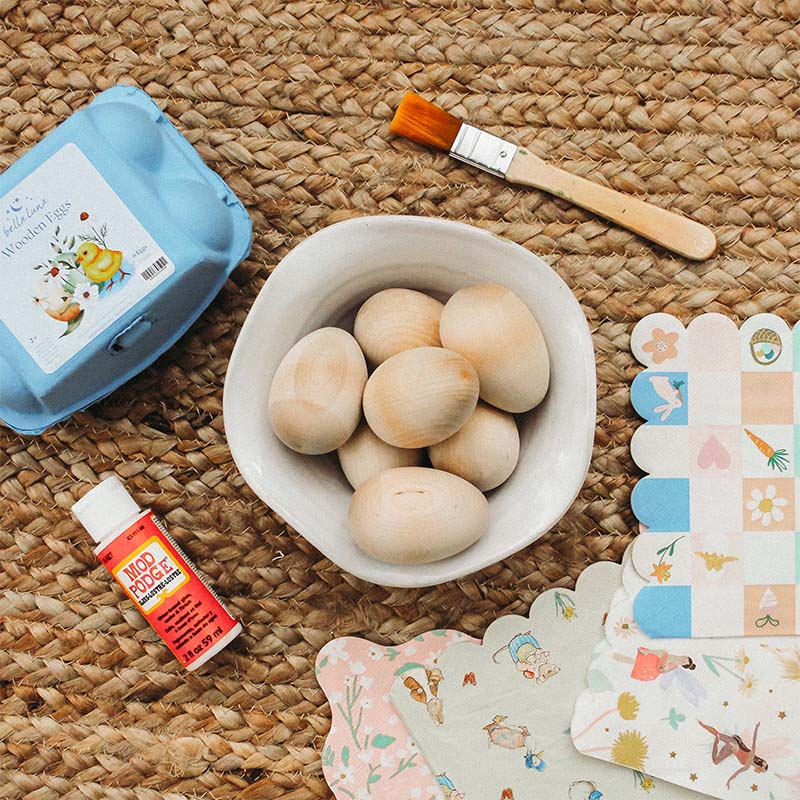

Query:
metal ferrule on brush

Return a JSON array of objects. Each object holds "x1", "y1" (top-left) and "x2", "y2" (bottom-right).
[{"x1": 449, "y1": 124, "x2": 518, "y2": 177}]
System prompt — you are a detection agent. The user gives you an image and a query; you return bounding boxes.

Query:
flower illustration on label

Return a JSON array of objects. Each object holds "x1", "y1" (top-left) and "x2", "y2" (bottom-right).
[
  {"x1": 74, "y1": 283, "x2": 99, "y2": 309},
  {"x1": 32, "y1": 213, "x2": 129, "y2": 337}
]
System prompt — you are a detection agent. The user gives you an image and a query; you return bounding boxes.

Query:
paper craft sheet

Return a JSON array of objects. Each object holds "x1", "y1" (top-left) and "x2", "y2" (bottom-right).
[
  {"x1": 629, "y1": 312, "x2": 800, "y2": 638},
  {"x1": 571, "y1": 560, "x2": 800, "y2": 800},
  {"x1": 316, "y1": 630, "x2": 476, "y2": 800},
  {"x1": 391, "y1": 562, "x2": 705, "y2": 800}
]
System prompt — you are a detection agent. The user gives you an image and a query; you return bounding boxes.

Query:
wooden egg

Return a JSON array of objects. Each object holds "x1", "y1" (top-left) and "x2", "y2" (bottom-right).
[
  {"x1": 428, "y1": 402, "x2": 520, "y2": 491},
  {"x1": 349, "y1": 467, "x2": 489, "y2": 564},
  {"x1": 439, "y1": 283, "x2": 550, "y2": 413},
  {"x1": 362, "y1": 347, "x2": 479, "y2": 448},
  {"x1": 354, "y1": 288, "x2": 444, "y2": 366},
  {"x1": 338, "y1": 421, "x2": 423, "y2": 489},
  {"x1": 268, "y1": 327, "x2": 367, "y2": 454}
]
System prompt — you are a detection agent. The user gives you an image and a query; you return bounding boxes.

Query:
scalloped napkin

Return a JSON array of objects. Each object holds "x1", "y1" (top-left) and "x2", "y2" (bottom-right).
[
  {"x1": 629, "y1": 312, "x2": 800, "y2": 638},
  {"x1": 391, "y1": 562, "x2": 705, "y2": 800},
  {"x1": 316, "y1": 630, "x2": 476, "y2": 800},
  {"x1": 572, "y1": 546, "x2": 800, "y2": 800}
]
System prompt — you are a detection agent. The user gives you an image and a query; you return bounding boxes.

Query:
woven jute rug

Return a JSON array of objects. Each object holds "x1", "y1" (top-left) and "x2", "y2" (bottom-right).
[{"x1": 2, "y1": 1, "x2": 799, "y2": 798}]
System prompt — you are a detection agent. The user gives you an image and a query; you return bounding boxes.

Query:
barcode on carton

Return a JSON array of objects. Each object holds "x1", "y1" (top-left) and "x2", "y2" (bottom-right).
[{"x1": 141, "y1": 256, "x2": 169, "y2": 281}]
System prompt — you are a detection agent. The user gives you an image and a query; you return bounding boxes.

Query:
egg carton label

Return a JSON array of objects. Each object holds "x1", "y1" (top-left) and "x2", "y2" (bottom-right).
[
  {"x1": 0, "y1": 142, "x2": 174, "y2": 373},
  {"x1": 112, "y1": 536, "x2": 189, "y2": 614}
]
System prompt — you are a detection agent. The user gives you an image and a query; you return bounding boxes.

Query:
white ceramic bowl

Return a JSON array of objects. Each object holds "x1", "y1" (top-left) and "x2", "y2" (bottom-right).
[{"x1": 224, "y1": 216, "x2": 595, "y2": 587}]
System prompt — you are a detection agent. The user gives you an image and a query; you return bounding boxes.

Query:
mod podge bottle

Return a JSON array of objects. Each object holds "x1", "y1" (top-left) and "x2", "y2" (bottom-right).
[{"x1": 72, "y1": 476, "x2": 241, "y2": 670}]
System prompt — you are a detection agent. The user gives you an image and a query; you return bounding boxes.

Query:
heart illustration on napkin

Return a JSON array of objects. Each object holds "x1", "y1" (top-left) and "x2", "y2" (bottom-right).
[{"x1": 697, "y1": 435, "x2": 731, "y2": 470}]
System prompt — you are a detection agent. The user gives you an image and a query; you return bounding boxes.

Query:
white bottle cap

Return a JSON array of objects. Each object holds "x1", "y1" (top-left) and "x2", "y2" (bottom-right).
[{"x1": 72, "y1": 476, "x2": 141, "y2": 543}]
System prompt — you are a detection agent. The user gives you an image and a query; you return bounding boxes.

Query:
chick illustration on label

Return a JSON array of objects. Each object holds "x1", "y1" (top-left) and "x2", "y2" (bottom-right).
[
  {"x1": 75, "y1": 240, "x2": 126, "y2": 285},
  {"x1": 31, "y1": 212, "x2": 133, "y2": 339}
]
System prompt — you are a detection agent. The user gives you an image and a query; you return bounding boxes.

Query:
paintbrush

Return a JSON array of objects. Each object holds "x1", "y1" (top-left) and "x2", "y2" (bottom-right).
[{"x1": 390, "y1": 92, "x2": 717, "y2": 261}]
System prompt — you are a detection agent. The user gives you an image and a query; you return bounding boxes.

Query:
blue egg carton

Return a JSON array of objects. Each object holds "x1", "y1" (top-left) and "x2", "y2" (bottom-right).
[{"x1": 0, "y1": 86, "x2": 252, "y2": 434}]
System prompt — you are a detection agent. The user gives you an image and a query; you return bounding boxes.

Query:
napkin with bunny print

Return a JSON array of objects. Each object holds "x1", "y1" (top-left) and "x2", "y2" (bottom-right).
[{"x1": 391, "y1": 561, "x2": 707, "y2": 800}]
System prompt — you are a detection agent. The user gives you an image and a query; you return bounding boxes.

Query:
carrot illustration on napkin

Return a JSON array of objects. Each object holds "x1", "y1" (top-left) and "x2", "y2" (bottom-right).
[{"x1": 744, "y1": 429, "x2": 789, "y2": 472}]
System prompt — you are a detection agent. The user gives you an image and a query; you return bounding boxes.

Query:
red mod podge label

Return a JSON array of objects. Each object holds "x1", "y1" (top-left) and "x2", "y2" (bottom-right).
[
  {"x1": 97, "y1": 513, "x2": 239, "y2": 668},
  {"x1": 114, "y1": 537, "x2": 189, "y2": 612}
]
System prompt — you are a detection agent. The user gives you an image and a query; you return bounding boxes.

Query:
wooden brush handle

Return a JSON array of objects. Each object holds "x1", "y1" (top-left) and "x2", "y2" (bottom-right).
[{"x1": 506, "y1": 151, "x2": 717, "y2": 261}]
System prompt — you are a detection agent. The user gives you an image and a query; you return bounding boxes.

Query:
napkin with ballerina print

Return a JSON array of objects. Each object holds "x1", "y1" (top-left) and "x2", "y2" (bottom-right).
[
  {"x1": 390, "y1": 561, "x2": 706, "y2": 800},
  {"x1": 629, "y1": 312, "x2": 800, "y2": 638},
  {"x1": 571, "y1": 550, "x2": 800, "y2": 800}
]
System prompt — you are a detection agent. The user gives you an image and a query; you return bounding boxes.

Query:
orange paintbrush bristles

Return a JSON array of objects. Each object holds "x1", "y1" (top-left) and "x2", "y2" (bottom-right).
[{"x1": 390, "y1": 92, "x2": 463, "y2": 152}]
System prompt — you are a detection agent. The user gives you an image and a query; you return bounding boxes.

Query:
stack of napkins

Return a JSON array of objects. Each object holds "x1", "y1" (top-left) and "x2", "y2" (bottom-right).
[
  {"x1": 571, "y1": 313, "x2": 800, "y2": 799},
  {"x1": 318, "y1": 561, "x2": 706, "y2": 799},
  {"x1": 389, "y1": 560, "x2": 706, "y2": 800},
  {"x1": 316, "y1": 313, "x2": 800, "y2": 800},
  {"x1": 572, "y1": 547, "x2": 799, "y2": 799}
]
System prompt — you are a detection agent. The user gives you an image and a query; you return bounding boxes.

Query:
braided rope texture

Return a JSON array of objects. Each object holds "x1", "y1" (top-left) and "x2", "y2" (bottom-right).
[{"x1": 2, "y1": 0, "x2": 800, "y2": 796}]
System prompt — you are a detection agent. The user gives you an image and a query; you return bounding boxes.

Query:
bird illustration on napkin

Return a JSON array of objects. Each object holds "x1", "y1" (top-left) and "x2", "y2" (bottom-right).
[{"x1": 648, "y1": 376, "x2": 684, "y2": 421}]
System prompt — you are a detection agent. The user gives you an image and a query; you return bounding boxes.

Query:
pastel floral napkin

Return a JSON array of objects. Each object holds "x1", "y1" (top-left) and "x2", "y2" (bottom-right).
[
  {"x1": 316, "y1": 630, "x2": 475, "y2": 800},
  {"x1": 629, "y1": 312, "x2": 800, "y2": 638}
]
